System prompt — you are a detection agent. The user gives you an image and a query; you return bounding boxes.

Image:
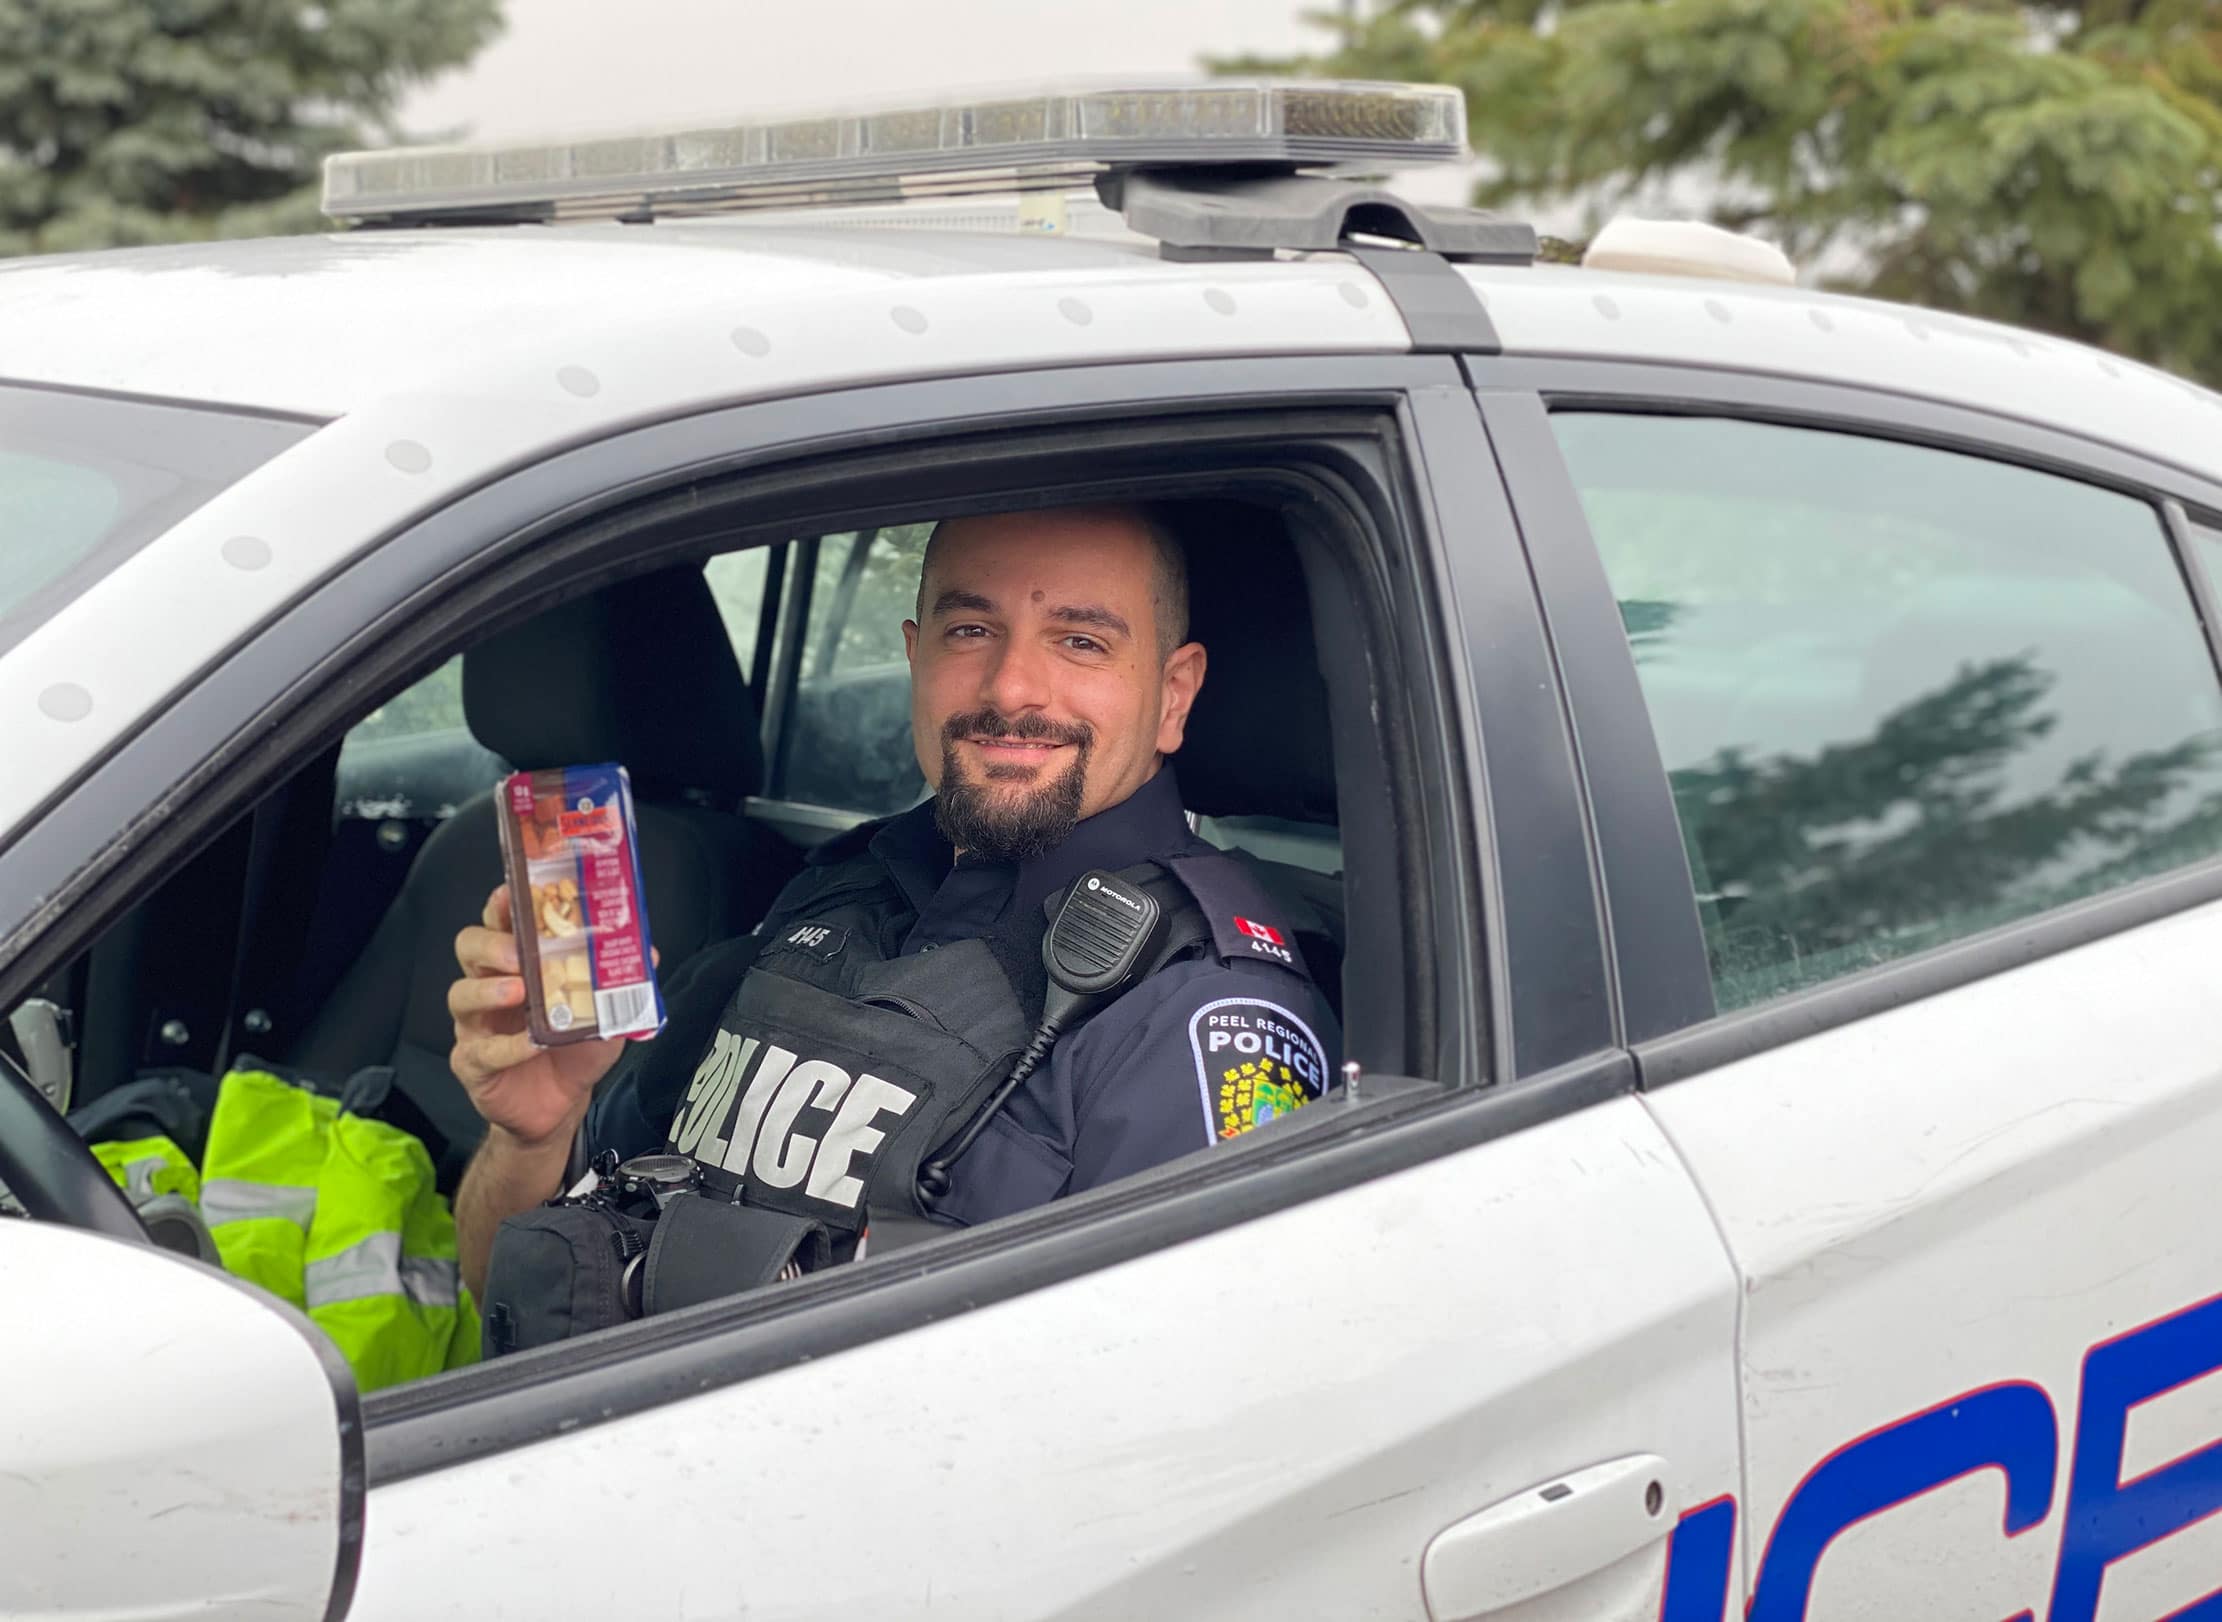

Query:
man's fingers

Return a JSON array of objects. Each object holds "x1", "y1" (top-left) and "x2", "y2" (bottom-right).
[
  {"x1": 452, "y1": 1029, "x2": 539, "y2": 1086},
  {"x1": 481, "y1": 883, "x2": 513, "y2": 932},
  {"x1": 448, "y1": 975, "x2": 525, "y2": 1019},
  {"x1": 455, "y1": 924, "x2": 520, "y2": 977}
]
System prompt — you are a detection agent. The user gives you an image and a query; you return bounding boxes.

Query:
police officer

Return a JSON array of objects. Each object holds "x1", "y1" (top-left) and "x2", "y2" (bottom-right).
[{"x1": 447, "y1": 503, "x2": 1339, "y2": 1301}]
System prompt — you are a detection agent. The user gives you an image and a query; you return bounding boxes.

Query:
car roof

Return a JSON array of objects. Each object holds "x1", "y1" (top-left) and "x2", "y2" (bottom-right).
[
  {"x1": 1462, "y1": 260, "x2": 2222, "y2": 489},
  {"x1": 9, "y1": 216, "x2": 2222, "y2": 844},
  {"x1": 6, "y1": 218, "x2": 2217, "y2": 484},
  {"x1": 0, "y1": 223, "x2": 1408, "y2": 418}
]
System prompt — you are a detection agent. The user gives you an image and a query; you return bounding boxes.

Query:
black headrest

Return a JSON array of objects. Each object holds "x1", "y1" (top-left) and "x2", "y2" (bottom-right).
[
  {"x1": 1169, "y1": 501, "x2": 1337, "y2": 824},
  {"x1": 463, "y1": 567, "x2": 764, "y2": 804}
]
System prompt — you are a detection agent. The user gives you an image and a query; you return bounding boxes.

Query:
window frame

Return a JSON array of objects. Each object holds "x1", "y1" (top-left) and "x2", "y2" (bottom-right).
[
  {"x1": 1468, "y1": 352, "x2": 2222, "y2": 1085},
  {"x1": 0, "y1": 355, "x2": 1622, "y2": 1483}
]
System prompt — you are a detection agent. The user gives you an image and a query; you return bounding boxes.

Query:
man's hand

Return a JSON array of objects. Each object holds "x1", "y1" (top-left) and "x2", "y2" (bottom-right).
[{"x1": 449, "y1": 883, "x2": 627, "y2": 1148}]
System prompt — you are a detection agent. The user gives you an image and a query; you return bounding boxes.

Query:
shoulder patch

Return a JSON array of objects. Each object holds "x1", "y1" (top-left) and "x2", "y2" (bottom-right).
[
  {"x1": 1163, "y1": 852, "x2": 1313, "y2": 980},
  {"x1": 1188, "y1": 997, "x2": 1330, "y2": 1142}
]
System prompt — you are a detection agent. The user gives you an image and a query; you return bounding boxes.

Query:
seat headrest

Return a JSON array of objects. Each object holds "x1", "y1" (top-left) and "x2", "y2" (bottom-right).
[
  {"x1": 463, "y1": 567, "x2": 764, "y2": 804},
  {"x1": 1169, "y1": 501, "x2": 1337, "y2": 824}
]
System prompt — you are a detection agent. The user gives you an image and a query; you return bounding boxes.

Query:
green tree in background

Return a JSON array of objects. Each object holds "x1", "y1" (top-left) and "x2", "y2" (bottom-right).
[
  {"x1": 1225, "y1": 1, "x2": 2222, "y2": 383},
  {"x1": 0, "y1": 0, "x2": 502, "y2": 256}
]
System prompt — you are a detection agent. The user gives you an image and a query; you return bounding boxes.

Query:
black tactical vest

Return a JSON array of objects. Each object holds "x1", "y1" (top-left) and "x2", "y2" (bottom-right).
[{"x1": 658, "y1": 839, "x2": 1317, "y2": 1242}]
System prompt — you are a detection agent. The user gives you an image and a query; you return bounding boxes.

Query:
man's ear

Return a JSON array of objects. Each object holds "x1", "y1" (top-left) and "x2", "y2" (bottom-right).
[
  {"x1": 1154, "y1": 641, "x2": 1207, "y2": 756},
  {"x1": 902, "y1": 619, "x2": 918, "y2": 665}
]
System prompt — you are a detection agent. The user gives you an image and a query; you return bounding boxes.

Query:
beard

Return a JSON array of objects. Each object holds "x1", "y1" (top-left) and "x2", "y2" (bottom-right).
[{"x1": 934, "y1": 707, "x2": 1095, "y2": 862}]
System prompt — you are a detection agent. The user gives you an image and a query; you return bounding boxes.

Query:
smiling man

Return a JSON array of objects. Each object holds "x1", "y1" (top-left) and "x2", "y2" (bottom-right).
[{"x1": 448, "y1": 503, "x2": 1340, "y2": 1324}]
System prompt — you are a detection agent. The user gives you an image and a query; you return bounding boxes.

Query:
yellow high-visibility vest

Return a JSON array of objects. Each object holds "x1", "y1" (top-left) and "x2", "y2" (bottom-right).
[{"x1": 94, "y1": 1067, "x2": 479, "y2": 1391}]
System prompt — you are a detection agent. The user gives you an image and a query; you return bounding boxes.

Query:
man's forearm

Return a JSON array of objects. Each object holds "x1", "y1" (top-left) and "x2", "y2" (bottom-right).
[{"x1": 456, "y1": 1124, "x2": 578, "y2": 1298}]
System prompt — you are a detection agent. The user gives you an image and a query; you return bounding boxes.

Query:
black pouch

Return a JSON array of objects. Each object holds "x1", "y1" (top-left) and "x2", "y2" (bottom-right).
[
  {"x1": 640, "y1": 1190, "x2": 837, "y2": 1317},
  {"x1": 481, "y1": 1199, "x2": 658, "y2": 1358}
]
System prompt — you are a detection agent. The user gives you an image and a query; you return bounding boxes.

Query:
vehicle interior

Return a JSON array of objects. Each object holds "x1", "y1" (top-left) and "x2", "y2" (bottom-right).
[{"x1": 4, "y1": 493, "x2": 1375, "y2": 1231}]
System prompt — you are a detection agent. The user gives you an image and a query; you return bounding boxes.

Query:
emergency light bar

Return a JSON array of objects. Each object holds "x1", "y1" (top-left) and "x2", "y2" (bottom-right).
[{"x1": 321, "y1": 80, "x2": 1468, "y2": 225}]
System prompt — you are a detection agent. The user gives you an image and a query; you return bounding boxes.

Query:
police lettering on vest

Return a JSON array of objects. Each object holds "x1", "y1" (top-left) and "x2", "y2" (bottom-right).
[
  {"x1": 669, "y1": 1032, "x2": 919, "y2": 1213},
  {"x1": 659, "y1": 879, "x2": 1036, "y2": 1233}
]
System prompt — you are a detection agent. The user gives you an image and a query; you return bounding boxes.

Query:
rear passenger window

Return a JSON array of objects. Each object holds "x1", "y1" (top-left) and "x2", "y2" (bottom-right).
[
  {"x1": 778, "y1": 525, "x2": 931, "y2": 815},
  {"x1": 1558, "y1": 414, "x2": 2222, "y2": 1010},
  {"x1": 703, "y1": 548, "x2": 771, "y2": 677}
]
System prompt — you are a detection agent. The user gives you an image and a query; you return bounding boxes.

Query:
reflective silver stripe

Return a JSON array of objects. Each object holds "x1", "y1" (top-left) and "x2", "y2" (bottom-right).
[
  {"x1": 199, "y1": 1179, "x2": 317, "y2": 1229},
  {"x1": 304, "y1": 1232, "x2": 460, "y2": 1311},
  {"x1": 399, "y1": 1255, "x2": 462, "y2": 1311},
  {"x1": 120, "y1": 1157, "x2": 164, "y2": 1202}
]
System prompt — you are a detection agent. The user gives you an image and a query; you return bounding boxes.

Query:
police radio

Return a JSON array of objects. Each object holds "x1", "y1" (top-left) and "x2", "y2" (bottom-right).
[{"x1": 917, "y1": 869, "x2": 1167, "y2": 1199}]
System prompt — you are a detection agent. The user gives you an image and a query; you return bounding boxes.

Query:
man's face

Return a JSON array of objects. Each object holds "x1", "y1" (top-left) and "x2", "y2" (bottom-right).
[{"x1": 903, "y1": 507, "x2": 1206, "y2": 861}]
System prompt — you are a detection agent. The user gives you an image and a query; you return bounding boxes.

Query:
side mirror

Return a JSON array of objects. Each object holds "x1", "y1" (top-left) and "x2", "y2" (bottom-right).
[{"x1": 0, "y1": 1219, "x2": 361, "y2": 1619}]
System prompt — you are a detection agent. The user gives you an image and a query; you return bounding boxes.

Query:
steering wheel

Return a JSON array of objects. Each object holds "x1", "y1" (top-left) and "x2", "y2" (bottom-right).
[{"x1": 0, "y1": 1055, "x2": 152, "y2": 1246}]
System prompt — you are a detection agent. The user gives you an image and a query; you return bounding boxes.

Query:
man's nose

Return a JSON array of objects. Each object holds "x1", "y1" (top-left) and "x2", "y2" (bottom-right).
[{"x1": 980, "y1": 635, "x2": 1052, "y2": 714}]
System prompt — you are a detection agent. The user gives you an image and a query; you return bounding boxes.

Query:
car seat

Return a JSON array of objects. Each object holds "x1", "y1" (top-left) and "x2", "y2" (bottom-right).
[
  {"x1": 287, "y1": 566, "x2": 799, "y2": 1184},
  {"x1": 1171, "y1": 501, "x2": 1346, "y2": 1016}
]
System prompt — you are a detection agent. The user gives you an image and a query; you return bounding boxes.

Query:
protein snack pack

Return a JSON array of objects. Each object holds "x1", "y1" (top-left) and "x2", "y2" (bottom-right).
[{"x1": 496, "y1": 763, "x2": 666, "y2": 1046}]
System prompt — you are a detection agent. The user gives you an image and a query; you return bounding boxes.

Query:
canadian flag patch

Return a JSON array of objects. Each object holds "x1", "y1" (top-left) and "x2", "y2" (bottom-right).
[{"x1": 1234, "y1": 916, "x2": 1284, "y2": 946}]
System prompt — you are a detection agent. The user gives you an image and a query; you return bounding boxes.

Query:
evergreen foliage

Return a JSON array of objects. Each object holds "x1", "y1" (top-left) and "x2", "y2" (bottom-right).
[
  {"x1": 0, "y1": 0, "x2": 501, "y2": 256},
  {"x1": 1223, "y1": 1, "x2": 2222, "y2": 381}
]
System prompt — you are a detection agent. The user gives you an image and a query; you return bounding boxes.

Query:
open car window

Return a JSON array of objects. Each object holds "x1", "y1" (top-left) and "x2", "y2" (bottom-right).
[{"x1": 4, "y1": 385, "x2": 1471, "y2": 1483}]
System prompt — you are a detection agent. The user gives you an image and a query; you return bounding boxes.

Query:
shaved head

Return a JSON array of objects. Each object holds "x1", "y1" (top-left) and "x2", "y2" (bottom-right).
[{"x1": 920, "y1": 503, "x2": 1188, "y2": 659}]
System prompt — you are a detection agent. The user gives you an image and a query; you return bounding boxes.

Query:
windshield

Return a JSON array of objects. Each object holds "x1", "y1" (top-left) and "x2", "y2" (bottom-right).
[{"x1": 0, "y1": 383, "x2": 315, "y2": 658}]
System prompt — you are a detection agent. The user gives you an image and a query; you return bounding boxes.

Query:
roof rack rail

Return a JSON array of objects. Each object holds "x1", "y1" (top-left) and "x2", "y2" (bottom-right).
[{"x1": 1096, "y1": 169, "x2": 1537, "y2": 265}]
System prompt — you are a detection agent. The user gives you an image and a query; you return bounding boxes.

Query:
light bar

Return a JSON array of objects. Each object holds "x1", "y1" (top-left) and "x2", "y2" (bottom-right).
[{"x1": 322, "y1": 80, "x2": 1468, "y2": 225}]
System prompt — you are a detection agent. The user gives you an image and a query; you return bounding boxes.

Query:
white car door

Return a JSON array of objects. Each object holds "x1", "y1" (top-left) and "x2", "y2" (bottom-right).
[
  {"x1": 350, "y1": 1089, "x2": 1740, "y2": 1622},
  {"x1": 1541, "y1": 401, "x2": 2222, "y2": 1622}
]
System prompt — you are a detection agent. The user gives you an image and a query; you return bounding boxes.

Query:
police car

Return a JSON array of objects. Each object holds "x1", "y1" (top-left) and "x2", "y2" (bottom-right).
[{"x1": 4, "y1": 76, "x2": 2222, "y2": 1622}]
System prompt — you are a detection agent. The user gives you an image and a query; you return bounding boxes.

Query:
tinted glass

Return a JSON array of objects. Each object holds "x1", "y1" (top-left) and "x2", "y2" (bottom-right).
[
  {"x1": 1559, "y1": 414, "x2": 2222, "y2": 1010},
  {"x1": 348, "y1": 655, "x2": 466, "y2": 747},
  {"x1": 0, "y1": 385, "x2": 313, "y2": 657},
  {"x1": 781, "y1": 525, "x2": 931, "y2": 814},
  {"x1": 703, "y1": 546, "x2": 771, "y2": 678}
]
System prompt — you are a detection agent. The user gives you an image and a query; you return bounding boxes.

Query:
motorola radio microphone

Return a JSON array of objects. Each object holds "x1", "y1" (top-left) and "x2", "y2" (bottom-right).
[{"x1": 917, "y1": 869, "x2": 1166, "y2": 1199}]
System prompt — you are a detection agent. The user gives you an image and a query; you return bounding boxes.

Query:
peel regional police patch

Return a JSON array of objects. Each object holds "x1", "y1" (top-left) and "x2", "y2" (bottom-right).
[{"x1": 1188, "y1": 998, "x2": 1330, "y2": 1141}]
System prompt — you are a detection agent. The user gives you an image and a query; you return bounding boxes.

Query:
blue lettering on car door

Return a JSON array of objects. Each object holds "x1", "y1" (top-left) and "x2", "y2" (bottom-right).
[
  {"x1": 1655, "y1": 1289, "x2": 2222, "y2": 1619},
  {"x1": 2050, "y1": 1291, "x2": 2222, "y2": 1622}
]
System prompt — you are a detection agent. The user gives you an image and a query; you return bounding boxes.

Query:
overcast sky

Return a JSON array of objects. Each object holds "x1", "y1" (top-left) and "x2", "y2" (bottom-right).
[{"x1": 400, "y1": 0, "x2": 1335, "y2": 142}]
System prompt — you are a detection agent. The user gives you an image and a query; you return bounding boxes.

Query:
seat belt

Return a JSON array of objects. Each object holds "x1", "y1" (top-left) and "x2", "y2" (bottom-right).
[
  {"x1": 212, "y1": 747, "x2": 342, "y2": 1077},
  {"x1": 212, "y1": 795, "x2": 288, "y2": 1078}
]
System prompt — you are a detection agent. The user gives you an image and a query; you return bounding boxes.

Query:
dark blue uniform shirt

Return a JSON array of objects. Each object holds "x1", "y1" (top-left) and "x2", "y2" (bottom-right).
[{"x1": 584, "y1": 766, "x2": 1341, "y2": 1226}]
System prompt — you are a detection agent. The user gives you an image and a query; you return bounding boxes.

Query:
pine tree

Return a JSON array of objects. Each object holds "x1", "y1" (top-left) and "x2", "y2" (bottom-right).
[
  {"x1": 0, "y1": 0, "x2": 502, "y2": 256},
  {"x1": 1225, "y1": 1, "x2": 2222, "y2": 383}
]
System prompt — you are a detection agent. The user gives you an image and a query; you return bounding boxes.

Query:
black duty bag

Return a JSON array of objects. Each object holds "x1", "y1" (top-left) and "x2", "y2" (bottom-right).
[{"x1": 480, "y1": 1201, "x2": 657, "y2": 1357}]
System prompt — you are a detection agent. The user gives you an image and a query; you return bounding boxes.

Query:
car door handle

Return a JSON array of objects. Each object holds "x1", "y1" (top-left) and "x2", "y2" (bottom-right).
[{"x1": 1421, "y1": 1454, "x2": 1678, "y2": 1621}]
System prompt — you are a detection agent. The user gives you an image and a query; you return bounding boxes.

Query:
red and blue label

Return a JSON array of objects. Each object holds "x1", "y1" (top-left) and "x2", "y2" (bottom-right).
[{"x1": 503, "y1": 762, "x2": 665, "y2": 1043}]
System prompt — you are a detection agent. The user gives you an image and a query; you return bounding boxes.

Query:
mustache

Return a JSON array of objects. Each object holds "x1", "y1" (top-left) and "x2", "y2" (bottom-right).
[{"x1": 942, "y1": 708, "x2": 1095, "y2": 751}]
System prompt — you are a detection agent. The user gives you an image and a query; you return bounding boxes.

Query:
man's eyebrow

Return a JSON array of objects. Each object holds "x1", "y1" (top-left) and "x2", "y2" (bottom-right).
[
  {"x1": 1048, "y1": 603, "x2": 1132, "y2": 639},
  {"x1": 930, "y1": 588, "x2": 997, "y2": 617}
]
